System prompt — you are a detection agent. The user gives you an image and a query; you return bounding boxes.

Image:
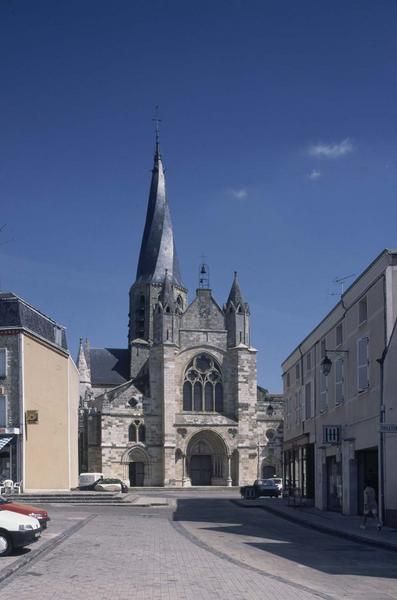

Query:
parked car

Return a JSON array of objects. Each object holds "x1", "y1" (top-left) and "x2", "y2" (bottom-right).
[
  {"x1": 80, "y1": 477, "x2": 129, "y2": 493},
  {"x1": 269, "y1": 478, "x2": 283, "y2": 493},
  {"x1": 240, "y1": 479, "x2": 280, "y2": 499},
  {"x1": 0, "y1": 497, "x2": 50, "y2": 529},
  {"x1": 0, "y1": 510, "x2": 41, "y2": 556}
]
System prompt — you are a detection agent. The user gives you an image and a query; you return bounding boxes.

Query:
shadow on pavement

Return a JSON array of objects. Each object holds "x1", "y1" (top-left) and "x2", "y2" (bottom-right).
[{"x1": 173, "y1": 497, "x2": 397, "y2": 579}]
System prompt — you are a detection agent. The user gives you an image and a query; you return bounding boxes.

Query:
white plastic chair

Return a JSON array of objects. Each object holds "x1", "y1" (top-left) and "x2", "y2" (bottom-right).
[
  {"x1": 13, "y1": 481, "x2": 22, "y2": 494},
  {"x1": 2, "y1": 480, "x2": 13, "y2": 495}
]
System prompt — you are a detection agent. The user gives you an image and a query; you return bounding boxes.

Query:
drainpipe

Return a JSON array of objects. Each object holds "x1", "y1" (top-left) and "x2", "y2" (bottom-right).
[{"x1": 377, "y1": 348, "x2": 387, "y2": 527}]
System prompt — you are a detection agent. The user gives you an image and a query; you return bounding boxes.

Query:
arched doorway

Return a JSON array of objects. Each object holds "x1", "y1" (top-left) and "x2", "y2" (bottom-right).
[
  {"x1": 262, "y1": 463, "x2": 276, "y2": 479},
  {"x1": 186, "y1": 430, "x2": 229, "y2": 486},
  {"x1": 121, "y1": 446, "x2": 150, "y2": 487}
]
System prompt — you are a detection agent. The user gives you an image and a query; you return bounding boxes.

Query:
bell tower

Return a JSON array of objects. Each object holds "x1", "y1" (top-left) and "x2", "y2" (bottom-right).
[{"x1": 128, "y1": 128, "x2": 187, "y2": 347}]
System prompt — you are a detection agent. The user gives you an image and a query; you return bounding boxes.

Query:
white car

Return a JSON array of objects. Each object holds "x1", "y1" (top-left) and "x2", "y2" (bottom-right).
[{"x1": 0, "y1": 510, "x2": 41, "y2": 556}]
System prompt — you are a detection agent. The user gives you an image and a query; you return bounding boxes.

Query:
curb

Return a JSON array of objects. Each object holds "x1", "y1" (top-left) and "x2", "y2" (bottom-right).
[
  {"x1": 0, "y1": 514, "x2": 97, "y2": 586},
  {"x1": 233, "y1": 500, "x2": 397, "y2": 553}
]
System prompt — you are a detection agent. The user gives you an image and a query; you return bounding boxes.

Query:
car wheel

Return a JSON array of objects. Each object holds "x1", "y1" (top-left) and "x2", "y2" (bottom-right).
[{"x1": 0, "y1": 532, "x2": 12, "y2": 556}]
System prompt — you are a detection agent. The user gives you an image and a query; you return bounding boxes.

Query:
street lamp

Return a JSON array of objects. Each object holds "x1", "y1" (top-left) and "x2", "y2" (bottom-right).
[
  {"x1": 320, "y1": 355, "x2": 332, "y2": 376},
  {"x1": 320, "y1": 349, "x2": 349, "y2": 376}
]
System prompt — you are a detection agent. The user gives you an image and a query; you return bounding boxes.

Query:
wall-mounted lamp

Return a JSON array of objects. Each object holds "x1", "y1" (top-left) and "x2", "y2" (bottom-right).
[{"x1": 320, "y1": 349, "x2": 349, "y2": 376}]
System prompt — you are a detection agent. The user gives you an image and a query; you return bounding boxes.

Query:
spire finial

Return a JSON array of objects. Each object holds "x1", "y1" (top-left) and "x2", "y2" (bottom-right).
[{"x1": 153, "y1": 105, "x2": 162, "y2": 154}]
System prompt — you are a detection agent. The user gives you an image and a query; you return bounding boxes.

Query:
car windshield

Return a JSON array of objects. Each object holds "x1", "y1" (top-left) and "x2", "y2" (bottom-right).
[
  {"x1": 263, "y1": 481, "x2": 275, "y2": 487},
  {"x1": 273, "y1": 479, "x2": 282, "y2": 484}
]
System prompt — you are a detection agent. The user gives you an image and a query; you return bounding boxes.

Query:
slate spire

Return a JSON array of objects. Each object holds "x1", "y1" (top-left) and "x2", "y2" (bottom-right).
[
  {"x1": 135, "y1": 136, "x2": 183, "y2": 287},
  {"x1": 227, "y1": 271, "x2": 246, "y2": 308}
]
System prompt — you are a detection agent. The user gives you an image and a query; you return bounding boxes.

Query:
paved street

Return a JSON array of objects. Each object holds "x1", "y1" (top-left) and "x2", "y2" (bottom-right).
[{"x1": 0, "y1": 493, "x2": 396, "y2": 599}]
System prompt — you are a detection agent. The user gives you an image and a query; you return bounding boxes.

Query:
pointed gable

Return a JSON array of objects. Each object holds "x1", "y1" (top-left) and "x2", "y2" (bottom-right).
[{"x1": 181, "y1": 289, "x2": 225, "y2": 330}]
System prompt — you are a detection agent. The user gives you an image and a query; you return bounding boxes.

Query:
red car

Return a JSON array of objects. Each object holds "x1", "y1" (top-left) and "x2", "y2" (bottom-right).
[{"x1": 0, "y1": 497, "x2": 49, "y2": 529}]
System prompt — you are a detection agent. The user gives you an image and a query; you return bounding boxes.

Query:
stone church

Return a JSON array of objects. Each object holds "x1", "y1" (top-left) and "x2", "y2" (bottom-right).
[{"x1": 78, "y1": 136, "x2": 283, "y2": 487}]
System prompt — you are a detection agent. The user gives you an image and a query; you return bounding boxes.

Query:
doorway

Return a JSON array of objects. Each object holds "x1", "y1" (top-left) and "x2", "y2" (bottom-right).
[
  {"x1": 129, "y1": 461, "x2": 144, "y2": 486},
  {"x1": 327, "y1": 456, "x2": 342, "y2": 511},
  {"x1": 190, "y1": 455, "x2": 211, "y2": 485},
  {"x1": 262, "y1": 465, "x2": 276, "y2": 479}
]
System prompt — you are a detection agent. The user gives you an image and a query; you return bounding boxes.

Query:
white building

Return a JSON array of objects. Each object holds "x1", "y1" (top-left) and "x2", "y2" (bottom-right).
[{"x1": 282, "y1": 249, "x2": 397, "y2": 524}]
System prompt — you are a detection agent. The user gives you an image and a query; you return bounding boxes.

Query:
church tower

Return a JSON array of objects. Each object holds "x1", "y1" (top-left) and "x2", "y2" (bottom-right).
[{"x1": 128, "y1": 132, "x2": 187, "y2": 376}]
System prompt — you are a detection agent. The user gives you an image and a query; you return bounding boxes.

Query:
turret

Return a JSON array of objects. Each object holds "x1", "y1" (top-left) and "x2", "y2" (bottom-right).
[
  {"x1": 153, "y1": 270, "x2": 180, "y2": 344},
  {"x1": 225, "y1": 272, "x2": 250, "y2": 347},
  {"x1": 77, "y1": 337, "x2": 92, "y2": 404}
]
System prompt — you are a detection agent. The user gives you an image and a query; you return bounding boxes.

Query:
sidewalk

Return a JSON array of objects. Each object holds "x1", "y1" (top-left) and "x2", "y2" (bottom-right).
[{"x1": 235, "y1": 497, "x2": 397, "y2": 552}]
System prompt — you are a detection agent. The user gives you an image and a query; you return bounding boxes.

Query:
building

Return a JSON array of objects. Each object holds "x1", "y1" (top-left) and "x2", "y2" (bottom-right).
[
  {"x1": 282, "y1": 250, "x2": 397, "y2": 523},
  {"x1": 0, "y1": 293, "x2": 79, "y2": 491},
  {"x1": 381, "y1": 317, "x2": 397, "y2": 527},
  {"x1": 78, "y1": 137, "x2": 283, "y2": 487}
]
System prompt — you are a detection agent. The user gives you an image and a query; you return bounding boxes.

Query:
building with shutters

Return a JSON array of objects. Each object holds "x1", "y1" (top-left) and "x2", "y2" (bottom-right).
[
  {"x1": 0, "y1": 293, "x2": 79, "y2": 491},
  {"x1": 78, "y1": 135, "x2": 283, "y2": 487},
  {"x1": 282, "y1": 249, "x2": 397, "y2": 523}
]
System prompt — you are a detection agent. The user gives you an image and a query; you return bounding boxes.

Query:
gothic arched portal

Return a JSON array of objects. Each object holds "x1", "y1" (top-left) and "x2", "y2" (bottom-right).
[
  {"x1": 121, "y1": 446, "x2": 150, "y2": 487},
  {"x1": 186, "y1": 430, "x2": 231, "y2": 486}
]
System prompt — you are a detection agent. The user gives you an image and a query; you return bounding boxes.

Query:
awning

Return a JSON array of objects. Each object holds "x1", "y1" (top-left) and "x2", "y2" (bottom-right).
[{"x1": 0, "y1": 437, "x2": 13, "y2": 452}]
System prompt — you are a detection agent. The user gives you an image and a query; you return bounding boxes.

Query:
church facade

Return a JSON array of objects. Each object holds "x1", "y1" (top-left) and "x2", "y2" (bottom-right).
[{"x1": 78, "y1": 137, "x2": 282, "y2": 487}]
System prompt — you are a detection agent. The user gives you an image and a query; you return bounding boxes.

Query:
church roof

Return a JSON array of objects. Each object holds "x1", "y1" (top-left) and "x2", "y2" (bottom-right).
[
  {"x1": 89, "y1": 348, "x2": 130, "y2": 386},
  {"x1": 135, "y1": 141, "x2": 183, "y2": 287}
]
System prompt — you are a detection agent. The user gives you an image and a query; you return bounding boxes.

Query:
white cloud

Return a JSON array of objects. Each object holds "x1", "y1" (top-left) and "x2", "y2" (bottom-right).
[
  {"x1": 309, "y1": 138, "x2": 353, "y2": 158},
  {"x1": 230, "y1": 188, "x2": 248, "y2": 199},
  {"x1": 308, "y1": 169, "x2": 321, "y2": 180}
]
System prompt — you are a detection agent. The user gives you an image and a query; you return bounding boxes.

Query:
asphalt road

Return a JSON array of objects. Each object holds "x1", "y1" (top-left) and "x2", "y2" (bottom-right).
[{"x1": 0, "y1": 494, "x2": 396, "y2": 600}]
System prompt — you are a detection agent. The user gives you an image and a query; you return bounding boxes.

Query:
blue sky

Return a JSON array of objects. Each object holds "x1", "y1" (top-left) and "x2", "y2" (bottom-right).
[{"x1": 0, "y1": 0, "x2": 396, "y2": 392}]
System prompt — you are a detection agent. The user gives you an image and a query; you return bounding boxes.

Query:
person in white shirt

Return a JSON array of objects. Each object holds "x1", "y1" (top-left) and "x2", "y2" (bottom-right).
[{"x1": 360, "y1": 483, "x2": 382, "y2": 530}]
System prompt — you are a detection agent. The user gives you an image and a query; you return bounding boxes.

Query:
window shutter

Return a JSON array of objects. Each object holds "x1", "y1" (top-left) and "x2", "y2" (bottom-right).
[
  {"x1": 335, "y1": 358, "x2": 344, "y2": 404},
  {"x1": 357, "y1": 337, "x2": 369, "y2": 391},
  {"x1": 320, "y1": 372, "x2": 328, "y2": 411},
  {"x1": 305, "y1": 382, "x2": 312, "y2": 419}
]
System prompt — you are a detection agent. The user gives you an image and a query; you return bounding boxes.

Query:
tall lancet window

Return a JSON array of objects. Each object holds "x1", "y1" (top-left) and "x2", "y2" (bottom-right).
[
  {"x1": 135, "y1": 295, "x2": 145, "y2": 338},
  {"x1": 182, "y1": 354, "x2": 223, "y2": 413}
]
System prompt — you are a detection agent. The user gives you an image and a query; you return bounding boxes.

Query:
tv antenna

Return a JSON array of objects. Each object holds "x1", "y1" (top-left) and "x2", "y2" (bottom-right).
[{"x1": 331, "y1": 274, "x2": 355, "y2": 296}]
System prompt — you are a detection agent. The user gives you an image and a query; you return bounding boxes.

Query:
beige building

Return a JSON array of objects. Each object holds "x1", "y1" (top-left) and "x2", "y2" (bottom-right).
[
  {"x1": 0, "y1": 292, "x2": 79, "y2": 491},
  {"x1": 282, "y1": 250, "x2": 397, "y2": 524},
  {"x1": 382, "y1": 318, "x2": 397, "y2": 526}
]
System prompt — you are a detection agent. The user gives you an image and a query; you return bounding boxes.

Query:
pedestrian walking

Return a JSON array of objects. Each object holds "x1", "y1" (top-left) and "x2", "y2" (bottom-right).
[{"x1": 360, "y1": 483, "x2": 382, "y2": 531}]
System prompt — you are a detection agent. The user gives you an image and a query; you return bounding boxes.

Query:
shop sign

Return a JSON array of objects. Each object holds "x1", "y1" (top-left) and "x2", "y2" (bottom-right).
[{"x1": 380, "y1": 423, "x2": 397, "y2": 433}]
